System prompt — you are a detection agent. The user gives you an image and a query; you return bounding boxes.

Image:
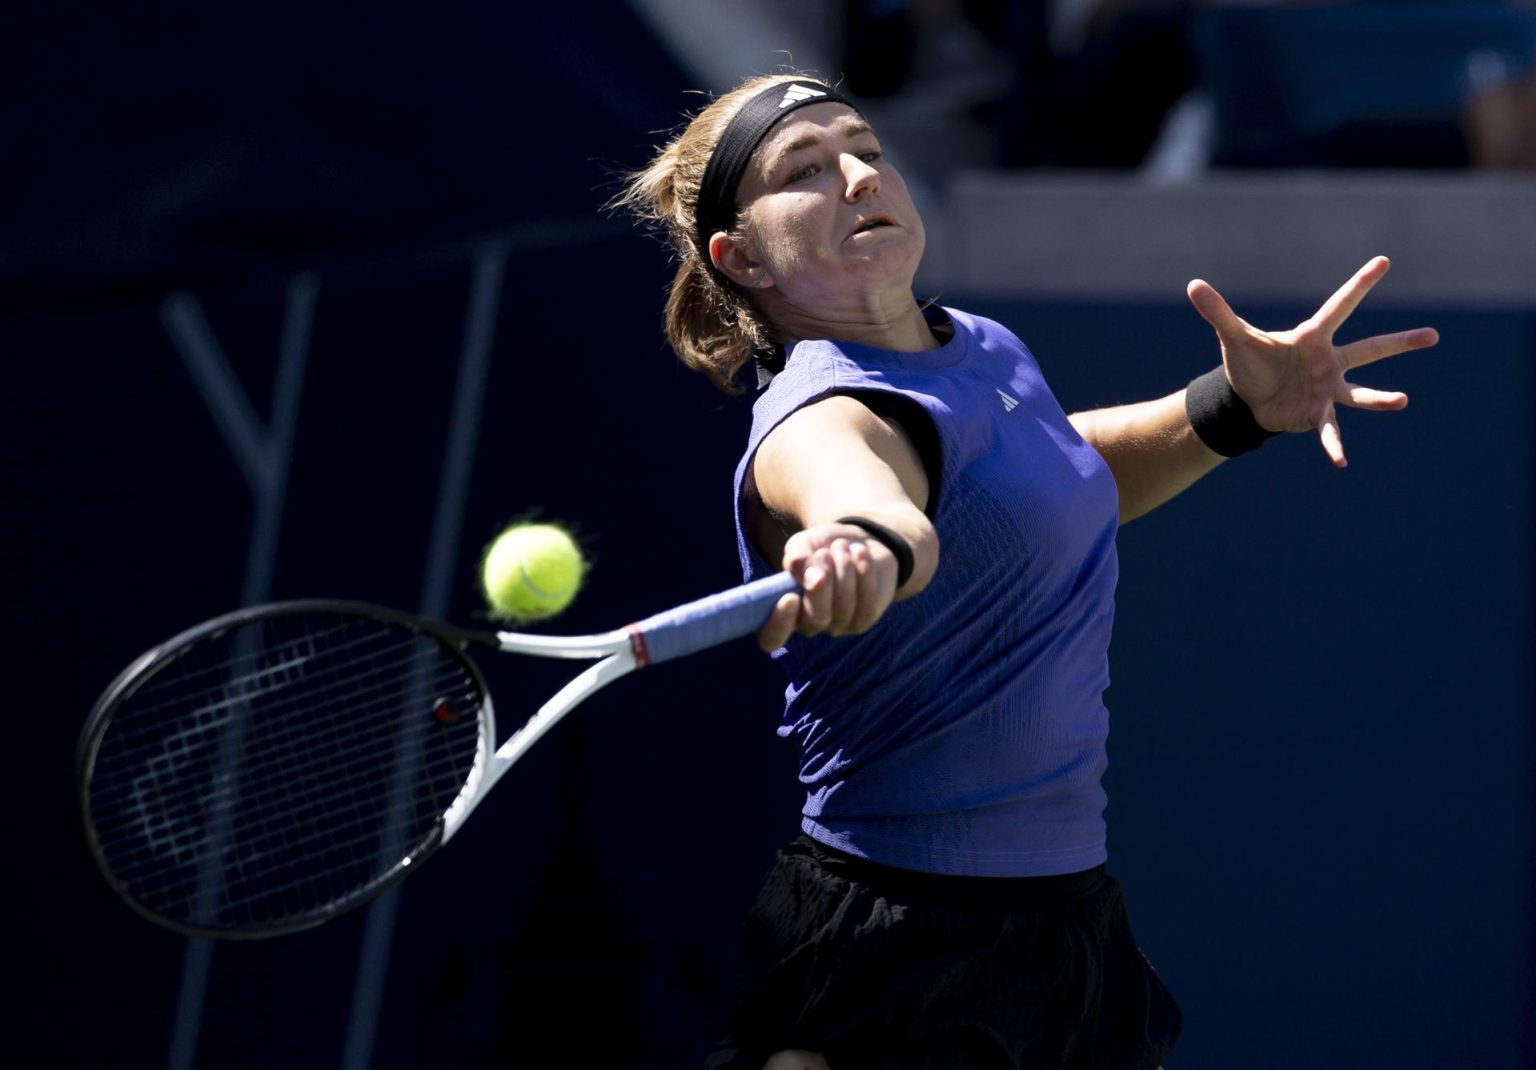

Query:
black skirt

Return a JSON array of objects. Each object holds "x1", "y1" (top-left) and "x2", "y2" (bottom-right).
[{"x1": 707, "y1": 836, "x2": 1182, "y2": 1070}]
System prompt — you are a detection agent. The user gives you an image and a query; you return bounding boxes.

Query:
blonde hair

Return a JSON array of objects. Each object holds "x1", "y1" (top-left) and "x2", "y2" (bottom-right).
[{"x1": 614, "y1": 73, "x2": 818, "y2": 393}]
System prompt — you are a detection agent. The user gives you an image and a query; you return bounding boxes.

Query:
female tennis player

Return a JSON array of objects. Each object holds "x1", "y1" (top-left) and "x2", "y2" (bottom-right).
[{"x1": 618, "y1": 74, "x2": 1437, "y2": 1070}]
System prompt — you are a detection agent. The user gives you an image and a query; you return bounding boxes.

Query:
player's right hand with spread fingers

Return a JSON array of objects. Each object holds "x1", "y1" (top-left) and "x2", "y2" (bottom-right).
[
  {"x1": 1187, "y1": 255, "x2": 1440, "y2": 467},
  {"x1": 758, "y1": 522, "x2": 902, "y2": 652}
]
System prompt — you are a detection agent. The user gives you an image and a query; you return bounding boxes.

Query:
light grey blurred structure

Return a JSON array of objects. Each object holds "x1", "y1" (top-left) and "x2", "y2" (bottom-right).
[{"x1": 938, "y1": 172, "x2": 1536, "y2": 307}]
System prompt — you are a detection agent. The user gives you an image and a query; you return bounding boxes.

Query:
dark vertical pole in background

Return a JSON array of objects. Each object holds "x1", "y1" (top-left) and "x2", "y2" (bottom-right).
[
  {"x1": 341, "y1": 240, "x2": 507, "y2": 1070},
  {"x1": 159, "y1": 275, "x2": 319, "y2": 1070}
]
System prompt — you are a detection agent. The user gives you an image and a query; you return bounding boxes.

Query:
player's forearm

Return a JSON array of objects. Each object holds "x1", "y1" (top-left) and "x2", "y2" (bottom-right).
[
  {"x1": 757, "y1": 396, "x2": 940, "y2": 597},
  {"x1": 1069, "y1": 390, "x2": 1225, "y2": 524}
]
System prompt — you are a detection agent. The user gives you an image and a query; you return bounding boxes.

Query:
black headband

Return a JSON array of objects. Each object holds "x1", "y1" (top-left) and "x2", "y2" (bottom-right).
[{"x1": 695, "y1": 80, "x2": 859, "y2": 264}]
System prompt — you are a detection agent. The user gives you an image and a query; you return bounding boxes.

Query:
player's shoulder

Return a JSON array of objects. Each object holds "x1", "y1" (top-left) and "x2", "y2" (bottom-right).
[
  {"x1": 942, "y1": 305, "x2": 1020, "y2": 346},
  {"x1": 756, "y1": 339, "x2": 871, "y2": 413}
]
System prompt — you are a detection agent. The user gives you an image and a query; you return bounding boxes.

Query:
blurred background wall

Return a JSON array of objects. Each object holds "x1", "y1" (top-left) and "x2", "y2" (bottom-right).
[{"x1": 7, "y1": 2, "x2": 1533, "y2": 1067}]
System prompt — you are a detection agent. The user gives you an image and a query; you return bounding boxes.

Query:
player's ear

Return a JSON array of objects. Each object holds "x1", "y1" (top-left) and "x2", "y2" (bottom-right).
[{"x1": 709, "y1": 231, "x2": 774, "y2": 290}]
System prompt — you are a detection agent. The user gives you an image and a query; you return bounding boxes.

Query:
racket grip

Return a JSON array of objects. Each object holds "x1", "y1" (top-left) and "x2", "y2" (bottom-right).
[{"x1": 630, "y1": 572, "x2": 798, "y2": 666}]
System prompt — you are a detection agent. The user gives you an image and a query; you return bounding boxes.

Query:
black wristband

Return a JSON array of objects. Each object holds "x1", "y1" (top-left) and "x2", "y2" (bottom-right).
[
  {"x1": 836, "y1": 516, "x2": 915, "y2": 588},
  {"x1": 1185, "y1": 366, "x2": 1280, "y2": 458}
]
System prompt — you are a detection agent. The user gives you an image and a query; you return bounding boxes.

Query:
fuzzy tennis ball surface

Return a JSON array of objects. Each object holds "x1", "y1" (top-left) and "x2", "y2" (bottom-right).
[{"x1": 480, "y1": 523, "x2": 586, "y2": 622}]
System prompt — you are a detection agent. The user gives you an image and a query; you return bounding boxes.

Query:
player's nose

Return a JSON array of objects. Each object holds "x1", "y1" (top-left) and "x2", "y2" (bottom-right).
[{"x1": 841, "y1": 154, "x2": 880, "y2": 201}]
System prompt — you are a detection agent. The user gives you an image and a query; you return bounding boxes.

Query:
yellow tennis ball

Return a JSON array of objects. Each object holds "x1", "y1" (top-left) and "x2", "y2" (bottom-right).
[{"x1": 480, "y1": 522, "x2": 586, "y2": 622}]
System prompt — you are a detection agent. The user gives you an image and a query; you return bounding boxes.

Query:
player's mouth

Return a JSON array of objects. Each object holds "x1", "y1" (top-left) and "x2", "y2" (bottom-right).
[{"x1": 847, "y1": 214, "x2": 896, "y2": 240}]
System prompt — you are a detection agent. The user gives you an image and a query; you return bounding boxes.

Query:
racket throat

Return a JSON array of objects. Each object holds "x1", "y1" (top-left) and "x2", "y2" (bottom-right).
[{"x1": 440, "y1": 650, "x2": 636, "y2": 844}]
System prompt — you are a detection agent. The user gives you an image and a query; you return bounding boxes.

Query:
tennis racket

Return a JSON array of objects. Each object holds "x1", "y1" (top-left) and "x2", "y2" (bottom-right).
[{"x1": 77, "y1": 572, "x2": 796, "y2": 939}]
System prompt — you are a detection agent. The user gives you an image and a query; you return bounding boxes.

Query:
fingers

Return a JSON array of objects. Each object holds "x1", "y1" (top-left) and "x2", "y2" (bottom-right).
[
  {"x1": 1318, "y1": 401, "x2": 1347, "y2": 468},
  {"x1": 1338, "y1": 326, "x2": 1439, "y2": 371},
  {"x1": 1313, "y1": 374, "x2": 1416, "y2": 470},
  {"x1": 795, "y1": 538, "x2": 888, "y2": 637},
  {"x1": 841, "y1": 539, "x2": 887, "y2": 634},
  {"x1": 1335, "y1": 380, "x2": 1408, "y2": 411},
  {"x1": 1186, "y1": 278, "x2": 1248, "y2": 338},
  {"x1": 756, "y1": 527, "x2": 898, "y2": 651},
  {"x1": 756, "y1": 592, "x2": 802, "y2": 652},
  {"x1": 1310, "y1": 255, "x2": 1391, "y2": 334},
  {"x1": 804, "y1": 539, "x2": 859, "y2": 635}
]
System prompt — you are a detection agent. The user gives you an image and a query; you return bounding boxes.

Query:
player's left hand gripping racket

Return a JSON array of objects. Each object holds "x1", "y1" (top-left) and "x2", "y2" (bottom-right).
[{"x1": 77, "y1": 572, "x2": 796, "y2": 938}]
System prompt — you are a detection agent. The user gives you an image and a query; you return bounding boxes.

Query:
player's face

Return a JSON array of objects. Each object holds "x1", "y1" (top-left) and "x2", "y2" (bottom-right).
[{"x1": 730, "y1": 104, "x2": 925, "y2": 306}]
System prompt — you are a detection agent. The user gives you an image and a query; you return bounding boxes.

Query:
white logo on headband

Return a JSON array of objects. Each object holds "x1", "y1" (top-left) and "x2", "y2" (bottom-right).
[{"x1": 779, "y1": 84, "x2": 826, "y2": 108}]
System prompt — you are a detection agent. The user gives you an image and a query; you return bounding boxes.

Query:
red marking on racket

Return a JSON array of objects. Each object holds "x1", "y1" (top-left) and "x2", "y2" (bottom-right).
[
  {"x1": 626, "y1": 625, "x2": 651, "y2": 669},
  {"x1": 433, "y1": 699, "x2": 460, "y2": 724}
]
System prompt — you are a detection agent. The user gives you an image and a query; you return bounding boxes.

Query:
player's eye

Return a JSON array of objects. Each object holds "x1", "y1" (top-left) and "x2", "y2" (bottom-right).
[{"x1": 785, "y1": 163, "x2": 818, "y2": 184}]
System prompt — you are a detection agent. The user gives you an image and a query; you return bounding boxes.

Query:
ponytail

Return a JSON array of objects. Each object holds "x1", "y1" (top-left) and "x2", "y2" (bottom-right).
[
  {"x1": 664, "y1": 254, "x2": 768, "y2": 393},
  {"x1": 612, "y1": 73, "x2": 815, "y2": 394}
]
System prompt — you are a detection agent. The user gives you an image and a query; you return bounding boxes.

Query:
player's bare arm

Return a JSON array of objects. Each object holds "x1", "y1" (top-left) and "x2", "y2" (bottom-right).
[{"x1": 750, "y1": 394, "x2": 938, "y2": 650}]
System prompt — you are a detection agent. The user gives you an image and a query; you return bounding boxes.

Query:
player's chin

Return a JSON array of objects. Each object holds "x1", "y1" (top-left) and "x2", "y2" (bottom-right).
[{"x1": 841, "y1": 242, "x2": 921, "y2": 284}]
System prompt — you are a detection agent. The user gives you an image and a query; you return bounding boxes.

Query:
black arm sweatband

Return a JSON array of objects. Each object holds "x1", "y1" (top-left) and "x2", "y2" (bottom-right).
[
  {"x1": 836, "y1": 515, "x2": 915, "y2": 588},
  {"x1": 1185, "y1": 366, "x2": 1280, "y2": 458}
]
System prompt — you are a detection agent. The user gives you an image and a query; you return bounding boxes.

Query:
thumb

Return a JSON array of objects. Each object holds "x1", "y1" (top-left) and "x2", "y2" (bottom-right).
[
  {"x1": 1186, "y1": 279, "x2": 1245, "y2": 339},
  {"x1": 756, "y1": 591, "x2": 800, "y2": 652}
]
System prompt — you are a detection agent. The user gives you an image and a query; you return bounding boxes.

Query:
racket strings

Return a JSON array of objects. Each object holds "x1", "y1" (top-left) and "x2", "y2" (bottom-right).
[
  {"x1": 90, "y1": 640, "x2": 469, "y2": 844},
  {"x1": 119, "y1": 620, "x2": 418, "y2": 723},
  {"x1": 85, "y1": 612, "x2": 486, "y2": 933},
  {"x1": 94, "y1": 649, "x2": 471, "y2": 817},
  {"x1": 93, "y1": 641, "x2": 478, "y2": 927}
]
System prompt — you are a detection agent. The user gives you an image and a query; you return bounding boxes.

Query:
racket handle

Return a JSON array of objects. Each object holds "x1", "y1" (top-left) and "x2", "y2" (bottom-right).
[{"x1": 630, "y1": 572, "x2": 798, "y2": 666}]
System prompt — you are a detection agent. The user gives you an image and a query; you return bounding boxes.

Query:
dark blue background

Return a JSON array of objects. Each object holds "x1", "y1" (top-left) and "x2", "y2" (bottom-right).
[{"x1": 5, "y1": 4, "x2": 1531, "y2": 1067}]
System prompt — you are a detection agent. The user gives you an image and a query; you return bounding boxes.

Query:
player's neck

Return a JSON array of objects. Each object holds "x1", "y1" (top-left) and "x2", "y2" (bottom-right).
[{"x1": 772, "y1": 294, "x2": 940, "y2": 353}]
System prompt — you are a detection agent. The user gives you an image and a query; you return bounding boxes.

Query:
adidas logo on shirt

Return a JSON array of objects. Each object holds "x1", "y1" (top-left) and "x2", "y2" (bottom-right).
[
  {"x1": 780, "y1": 84, "x2": 827, "y2": 108},
  {"x1": 996, "y1": 388, "x2": 1019, "y2": 412}
]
